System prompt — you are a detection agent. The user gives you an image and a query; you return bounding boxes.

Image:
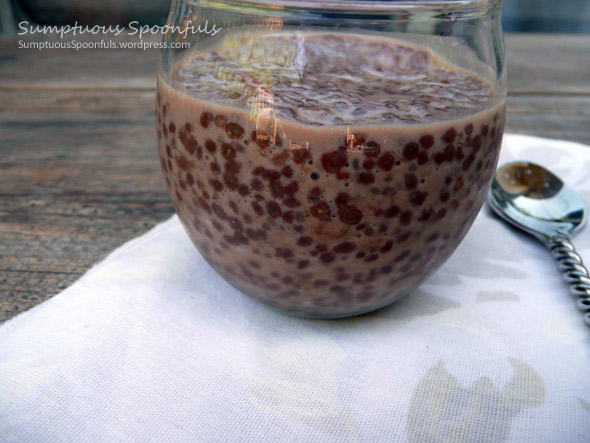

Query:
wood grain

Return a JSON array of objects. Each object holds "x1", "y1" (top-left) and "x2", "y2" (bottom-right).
[
  {"x1": 505, "y1": 34, "x2": 590, "y2": 95},
  {"x1": 1, "y1": 33, "x2": 589, "y2": 322},
  {"x1": 0, "y1": 112, "x2": 174, "y2": 321}
]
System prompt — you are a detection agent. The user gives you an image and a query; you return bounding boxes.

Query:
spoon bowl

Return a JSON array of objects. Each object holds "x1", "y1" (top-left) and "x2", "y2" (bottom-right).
[
  {"x1": 488, "y1": 162, "x2": 587, "y2": 240},
  {"x1": 487, "y1": 161, "x2": 590, "y2": 326}
]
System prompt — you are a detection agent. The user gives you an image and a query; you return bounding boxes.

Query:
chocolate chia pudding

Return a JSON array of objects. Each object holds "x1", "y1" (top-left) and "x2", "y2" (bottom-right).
[{"x1": 156, "y1": 32, "x2": 506, "y2": 317}]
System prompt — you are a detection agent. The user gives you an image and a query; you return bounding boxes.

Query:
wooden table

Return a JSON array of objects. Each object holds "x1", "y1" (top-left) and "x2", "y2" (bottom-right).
[{"x1": 1, "y1": 34, "x2": 589, "y2": 323}]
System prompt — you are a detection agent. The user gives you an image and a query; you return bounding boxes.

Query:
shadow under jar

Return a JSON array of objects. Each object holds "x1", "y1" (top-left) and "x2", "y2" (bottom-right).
[{"x1": 156, "y1": 0, "x2": 506, "y2": 318}]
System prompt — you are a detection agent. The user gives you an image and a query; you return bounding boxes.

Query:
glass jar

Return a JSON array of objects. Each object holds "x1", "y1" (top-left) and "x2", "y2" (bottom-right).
[{"x1": 156, "y1": 0, "x2": 506, "y2": 318}]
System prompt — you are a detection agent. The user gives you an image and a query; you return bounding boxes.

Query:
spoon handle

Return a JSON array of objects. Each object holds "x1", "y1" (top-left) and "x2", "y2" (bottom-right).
[{"x1": 547, "y1": 235, "x2": 590, "y2": 326}]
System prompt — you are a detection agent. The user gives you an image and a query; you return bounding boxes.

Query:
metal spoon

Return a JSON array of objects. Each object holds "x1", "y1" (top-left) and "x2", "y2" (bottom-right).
[{"x1": 487, "y1": 161, "x2": 590, "y2": 326}]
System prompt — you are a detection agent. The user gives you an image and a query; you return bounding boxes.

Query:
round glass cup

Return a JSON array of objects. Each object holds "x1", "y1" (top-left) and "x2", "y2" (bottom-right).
[{"x1": 156, "y1": 0, "x2": 506, "y2": 318}]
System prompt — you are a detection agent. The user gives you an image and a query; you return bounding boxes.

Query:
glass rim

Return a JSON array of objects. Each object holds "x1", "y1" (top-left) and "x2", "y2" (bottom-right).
[{"x1": 193, "y1": 0, "x2": 504, "y2": 15}]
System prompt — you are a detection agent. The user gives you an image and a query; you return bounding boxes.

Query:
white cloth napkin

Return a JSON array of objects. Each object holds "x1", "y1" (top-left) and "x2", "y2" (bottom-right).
[{"x1": 1, "y1": 134, "x2": 589, "y2": 442}]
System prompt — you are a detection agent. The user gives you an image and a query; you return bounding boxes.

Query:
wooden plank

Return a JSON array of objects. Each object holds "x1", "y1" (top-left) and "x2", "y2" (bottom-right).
[
  {"x1": 505, "y1": 34, "x2": 590, "y2": 95},
  {"x1": 506, "y1": 95, "x2": 590, "y2": 145},
  {"x1": 0, "y1": 34, "x2": 588, "y2": 95},
  {"x1": 0, "y1": 112, "x2": 174, "y2": 322},
  {"x1": 0, "y1": 89, "x2": 155, "y2": 112},
  {"x1": 0, "y1": 34, "x2": 160, "y2": 90},
  {"x1": 2, "y1": 92, "x2": 588, "y2": 143}
]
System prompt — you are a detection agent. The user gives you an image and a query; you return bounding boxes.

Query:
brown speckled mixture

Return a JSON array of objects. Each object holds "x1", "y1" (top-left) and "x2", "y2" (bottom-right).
[{"x1": 156, "y1": 32, "x2": 505, "y2": 317}]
